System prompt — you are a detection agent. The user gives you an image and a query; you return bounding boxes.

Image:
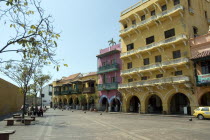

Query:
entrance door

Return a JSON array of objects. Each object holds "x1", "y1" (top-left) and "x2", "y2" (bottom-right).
[
  {"x1": 148, "y1": 95, "x2": 162, "y2": 114},
  {"x1": 129, "y1": 96, "x2": 140, "y2": 113}
]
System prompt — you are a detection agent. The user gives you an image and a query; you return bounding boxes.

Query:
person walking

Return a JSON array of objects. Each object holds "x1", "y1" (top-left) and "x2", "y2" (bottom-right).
[{"x1": 34, "y1": 106, "x2": 39, "y2": 116}]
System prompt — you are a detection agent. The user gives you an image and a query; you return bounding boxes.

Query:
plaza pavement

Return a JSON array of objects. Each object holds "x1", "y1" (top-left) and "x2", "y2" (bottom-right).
[{"x1": 0, "y1": 109, "x2": 210, "y2": 140}]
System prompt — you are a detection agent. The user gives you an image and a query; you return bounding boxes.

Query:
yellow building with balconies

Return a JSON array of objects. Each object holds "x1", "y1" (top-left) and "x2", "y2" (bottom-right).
[
  {"x1": 119, "y1": 0, "x2": 210, "y2": 115},
  {"x1": 52, "y1": 72, "x2": 99, "y2": 110}
]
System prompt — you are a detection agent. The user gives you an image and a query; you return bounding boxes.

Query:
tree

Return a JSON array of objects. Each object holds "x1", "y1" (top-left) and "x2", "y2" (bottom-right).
[
  {"x1": 0, "y1": 0, "x2": 60, "y2": 67},
  {"x1": 0, "y1": 57, "x2": 40, "y2": 118},
  {"x1": 108, "y1": 38, "x2": 116, "y2": 46},
  {"x1": 30, "y1": 69, "x2": 51, "y2": 106},
  {"x1": 78, "y1": 95, "x2": 86, "y2": 107}
]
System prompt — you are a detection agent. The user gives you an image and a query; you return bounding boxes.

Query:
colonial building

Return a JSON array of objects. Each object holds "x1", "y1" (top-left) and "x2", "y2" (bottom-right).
[
  {"x1": 119, "y1": 0, "x2": 210, "y2": 114},
  {"x1": 96, "y1": 44, "x2": 122, "y2": 112},
  {"x1": 190, "y1": 29, "x2": 210, "y2": 106},
  {"x1": 51, "y1": 72, "x2": 98, "y2": 110}
]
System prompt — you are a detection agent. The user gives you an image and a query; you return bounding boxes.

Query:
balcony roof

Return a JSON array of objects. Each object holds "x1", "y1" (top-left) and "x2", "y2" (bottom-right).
[
  {"x1": 97, "y1": 49, "x2": 120, "y2": 58},
  {"x1": 191, "y1": 50, "x2": 210, "y2": 60}
]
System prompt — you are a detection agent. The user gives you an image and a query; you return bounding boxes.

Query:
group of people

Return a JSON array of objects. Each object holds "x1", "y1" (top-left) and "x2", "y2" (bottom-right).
[{"x1": 27, "y1": 106, "x2": 44, "y2": 117}]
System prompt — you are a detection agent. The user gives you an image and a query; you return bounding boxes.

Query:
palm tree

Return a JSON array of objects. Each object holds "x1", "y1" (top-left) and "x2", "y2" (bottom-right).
[{"x1": 108, "y1": 38, "x2": 116, "y2": 46}]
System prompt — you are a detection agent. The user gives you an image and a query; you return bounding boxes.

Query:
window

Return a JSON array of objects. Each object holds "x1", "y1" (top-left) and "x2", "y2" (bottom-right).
[
  {"x1": 102, "y1": 62, "x2": 106, "y2": 66},
  {"x1": 175, "y1": 70, "x2": 183, "y2": 76},
  {"x1": 165, "y1": 28, "x2": 175, "y2": 39},
  {"x1": 193, "y1": 26, "x2": 198, "y2": 37},
  {"x1": 156, "y1": 74, "x2": 163, "y2": 78},
  {"x1": 111, "y1": 77, "x2": 116, "y2": 83},
  {"x1": 111, "y1": 59, "x2": 116, "y2": 64},
  {"x1": 141, "y1": 76, "x2": 147, "y2": 80},
  {"x1": 146, "y1": 36, "x2": 155, "y2": 45},
  {"x1": 188, "y1": 0, "x2": 191, "y2": 7},
  {"x1": 127, "y1": 62, "x2": 132, "y2": 69},
  {"x1": 201, "y1": 61, "x2": 210, "y2": 74},
  {"x1": 155, "y1": 55, "x2": 162, "y2": 63},
  {"x1": 201, "y1": 108, "x2": 209, "y2": 111},
  {"x1": 127, "y1": 43, "x2": 134, "y2": 51},
  {"x1": 173, "y1": 0, "x2": 180, "y2": 6},
  {"x1": 132, "y1": 20, "x2": 136, "y2": 25},
  {"x1": 144, "y1": 58, "x2": 150, "y2": 65},
  {"x1": 151, "y1": 10, "x2": 156, "y2": 16},
  {"x1": 124, "y1": 24, "x2": 127, "y2": 29},
  {"x1": 128, "y1": 78, "x2": 133, "y2": 83},
  {"x1": 173, "y1": 50, "x2": 181, "y2": 59},
  {"x1": 161, "y1": 4, "x2": 167, "y2": 11},
  {"x1": 141, "y1": 15, "x2": 146, "y2": 21}
]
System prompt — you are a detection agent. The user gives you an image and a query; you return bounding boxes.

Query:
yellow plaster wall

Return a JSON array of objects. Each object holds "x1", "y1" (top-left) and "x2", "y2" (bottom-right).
[{"x1": 0, "y1": 78, "x2": 23, "y2": 116}]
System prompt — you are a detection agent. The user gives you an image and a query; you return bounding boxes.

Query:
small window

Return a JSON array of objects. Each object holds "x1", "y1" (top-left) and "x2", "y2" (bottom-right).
[
  {"x1": 141, "y1": 15, "x2": 146, "y2": 21},
  {"x1": 173, "y1": 50, "x2": 181, "y2": 59},
  {"x1": 205, "y1": 11, "x2": 208, "y2": 19},
  {"x1": 124, "y1": 24, "x2": 127, "y2": 29},
  {"x1": 161, "y1": 4, "x2": 167, "y2": 11},
  {"x1": 193, "y1": 26, "x2": 198, "y2": 37},
  {"x1": 175, "y1": 70, "x2": 183, "y2": 76},
  {"x1": 151, "y1": 10, "x2": 156, "y2": 16},
  {"x1": 146, "y1": 36, "x2": 155, "y2": 45},
  {"x1": 144, "y1": 58, "x2": 150, "y2": 65},
  {"x1": 102, "y1": 62, "x2": 106, "y2": 66},
  {"x1": 174, "y1": 0, "x2": 180, "y2": 6},
  {"x1": 201, "y1": 108, "x2": 209, "y2": 111},
  {"x1": 132, "y1": 20, "x2": 136, "y2": 25},
  {"x1": 155, "y1": 55, "x2": 162, "y2": 63},
  {"x1": 127, "y1": 43, "x2": 134, "y2": 51},
  {"x1": 156, "y1": 74, "x2": 163, "y2": 78},
  {"x1": 141, "y1": 76, "x2": 148, "y2": 80},
  {"x1": 111, "y1": 59, "x2": 116, "y2": 64},
  {"x1": 128, "y1": 78, "x2": 133, "y2": 83},
  {"x1": 165, "y1": 28, "x2": 175, "y2": 39},
  {"x1": 111, "y1": 77, "x2": 116, "y2": 83},
  {"x1": 127, "y1": 62, "x2": 132, "y2": 69},
  {"x1": 188, "y1": 0, "x2": 191, "y2": 7}
]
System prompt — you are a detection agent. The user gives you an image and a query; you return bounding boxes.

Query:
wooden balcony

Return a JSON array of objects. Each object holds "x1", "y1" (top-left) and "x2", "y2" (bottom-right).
[
  {"x1": 98, "y1": 83, "x2": 118, "y2": 91},
  {"x1": 97, "y1": 63, "x2": 119, "y2": 74},
  {"x1": 83, "y1": 87, "x2": 95, "y2": 93}
]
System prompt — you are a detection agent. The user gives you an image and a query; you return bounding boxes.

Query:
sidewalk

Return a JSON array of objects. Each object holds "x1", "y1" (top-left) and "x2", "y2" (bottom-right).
[{"x1": 0, "y1": 111, "x2": 22, "y2": 121}]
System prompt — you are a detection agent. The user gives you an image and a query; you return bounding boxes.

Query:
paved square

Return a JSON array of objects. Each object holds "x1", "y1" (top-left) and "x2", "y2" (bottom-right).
[{"x1": 0, "y1": 109, "x2": 210, "y2": 140}]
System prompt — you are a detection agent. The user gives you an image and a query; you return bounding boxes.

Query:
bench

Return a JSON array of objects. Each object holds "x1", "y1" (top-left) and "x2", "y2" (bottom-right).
[
  {"x1": 4, "y1": 119, "x2": 15, "y2": 126},
  {"x1": 24, "y1": 118, "x2": 34, "y2": 125},
  {"x1": 13, "y1": 116, "x2": 21, "y2": 119},
  {"x1": 0, "y1": 130, "x2": 15, "y2": 140},
  {"x1": 12, "y1": 114, "x2": 21, "y2": 117},
  {"x1": 31, "y1": 116, "x2": 36, "y2": 121}
]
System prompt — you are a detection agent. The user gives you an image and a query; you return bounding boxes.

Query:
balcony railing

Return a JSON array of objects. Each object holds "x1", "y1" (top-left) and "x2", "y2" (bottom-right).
[
  {"x1": 197, "y1": 74, "x2": 210, "y2": 86},
  {"x1": 54, "y1": 91, "x2": 61, "y2": 95},
  {"x1": 61, "y1": 90, "x2": 71, "y2": 95},
  {"x1": 121, "y1": 0, "x2": 149, "y2": 16},
  {"x1": 121, "y1": 58, "x2": 189, "y2": 75},
  {"x1": 72, "y1": 88, "x2": 81, "y2": 94},
  {"x1": 98, "y1": 83, "x2": 118, "y2": 91},
  {"x1": 120, "y1": 5, "x2": 184, "y2": 35},
  {"x1": 119, "y1": 76, "x2": 190, "y2": 89},
  {"x1": 98, "y1": 63, "x2": 119, "y2": 74},
  {"x1": 121, "y1": 34, "x2": 187, "y2": 58},
  {"x1": 83, "y1": 87, "x2": 95, "y2": 93}
]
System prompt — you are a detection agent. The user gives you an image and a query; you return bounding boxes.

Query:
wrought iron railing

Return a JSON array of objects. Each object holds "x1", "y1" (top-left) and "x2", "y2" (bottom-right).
[
  {"x1": 98, "y1": 83, "x2": 118, "y2": 91},
  {"x1": 98, "y1": 63, "x2": 119, "y2": 74}
]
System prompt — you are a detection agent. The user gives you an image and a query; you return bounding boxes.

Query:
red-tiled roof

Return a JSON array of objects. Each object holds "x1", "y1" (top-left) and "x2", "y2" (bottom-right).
[
  {"x1": 191, "y1": 50, "x2": 210, "y2": 59},
  {"x1": 63, "y1": 73, "x2": 81, "y2": 80}
]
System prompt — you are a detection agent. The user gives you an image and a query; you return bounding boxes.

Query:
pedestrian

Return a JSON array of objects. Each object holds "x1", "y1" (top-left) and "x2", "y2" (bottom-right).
[
  {"x1": 39, "y1": 107, "x2": 43, "y2": 117},
  {"x1": 34, "y1": 106, "x2": 39, "y2": 116}
]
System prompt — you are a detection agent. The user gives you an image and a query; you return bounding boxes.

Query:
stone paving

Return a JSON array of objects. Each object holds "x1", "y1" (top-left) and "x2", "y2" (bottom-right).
[{"x1": 0, "y1": 109, "x2": 210, "y2": 140}]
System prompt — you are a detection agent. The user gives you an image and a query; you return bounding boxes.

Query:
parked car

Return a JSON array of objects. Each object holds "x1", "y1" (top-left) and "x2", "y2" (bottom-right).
[{"x1": 193, "y1": 107, "x2": 210, "y2": 120}]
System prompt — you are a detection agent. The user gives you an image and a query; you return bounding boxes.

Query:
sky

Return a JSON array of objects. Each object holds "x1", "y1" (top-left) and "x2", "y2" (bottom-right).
[{"x1": 0, "y1": 0, "x2": 140, "y2": 86}]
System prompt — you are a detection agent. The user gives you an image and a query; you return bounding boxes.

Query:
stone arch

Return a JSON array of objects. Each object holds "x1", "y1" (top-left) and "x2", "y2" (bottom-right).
[
  {"x1": 63, "y1": 98, "x2": 68, "y2": 105},
  {"x1": 144, "y1": 93, "x2": 163, "y2": 114},
  {"x1": 199, "y1": 92, "x2": 210, "y2": 106},
  {"x1": 68, "y1": 97, "x2": 73, "y2": 105},
  {"x1": 99, "y1": 95, "x2": 109, "y2": 104},
  {"x1": 109, "y1": 96, "x2": 121, "y2": 112},
  {"x1": 99, "y1": 95, "x2": 109, "y2": 111},
  {"x1": 128, "y1": 95, "x2": 141, "y2": 113}
]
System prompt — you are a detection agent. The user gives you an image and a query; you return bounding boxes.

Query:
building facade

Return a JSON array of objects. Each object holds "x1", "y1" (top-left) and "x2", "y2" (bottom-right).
[
  {"x1": 119, "y1": 0, "x2": 210, "y2": 114},
  {"x1": 190, "y1": 29, "x2": 210, "y2": 106},
  {"x1": 52, "y1": 72, "x2": 99, "y2": 110},
  {"x1": 42, "y1": 85, "x2": 52, "y2": 107},
  {"x1": 97, "y1": 44, "x2": 122, "y2": 112},
  {"x1": 0, "y1": 78, "x2": 23, "y2": 116}
]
